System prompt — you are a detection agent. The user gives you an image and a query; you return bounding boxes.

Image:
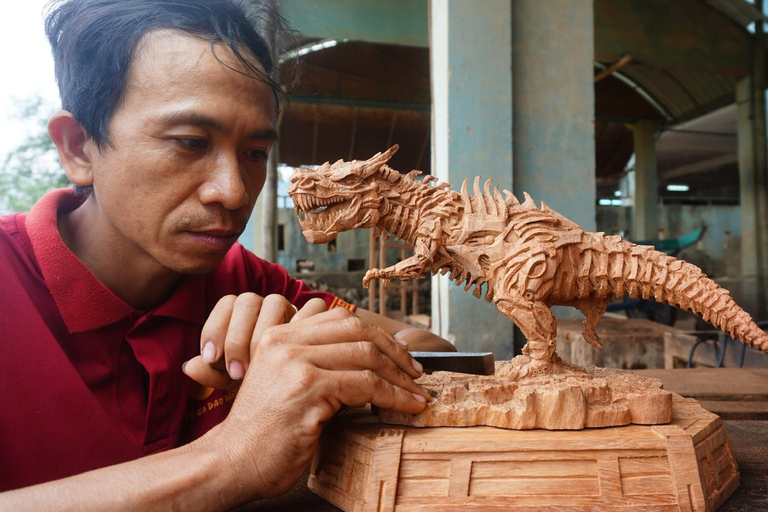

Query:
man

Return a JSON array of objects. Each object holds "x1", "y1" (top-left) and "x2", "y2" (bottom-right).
[{"x1": 0, "y1": 0, "x2": 452, "y2": 508}]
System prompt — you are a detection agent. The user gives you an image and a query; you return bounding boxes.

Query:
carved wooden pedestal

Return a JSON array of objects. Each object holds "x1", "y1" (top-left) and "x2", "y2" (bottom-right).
[{"x1": 309, "y1": 394, "x2": 739, "y2": 511}]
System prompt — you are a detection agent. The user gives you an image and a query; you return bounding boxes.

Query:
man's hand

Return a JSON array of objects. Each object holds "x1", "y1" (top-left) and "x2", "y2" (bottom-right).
[
  {"x1": 204, "y1": 301, "x2": 429, "y2": 498},
  {"x1": 180, "y1": 293, "x2": 441, "y2": 499},
  {"x1": 182, "y1": 293, "x2": 303, "y2": 390},
  {"x1": 182, "y1": 294, "x2": 452, "y2": 391}
]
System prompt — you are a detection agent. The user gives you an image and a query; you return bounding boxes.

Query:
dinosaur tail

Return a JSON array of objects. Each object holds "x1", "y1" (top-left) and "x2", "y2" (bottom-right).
[{"x1": 613, "y1": 240, "x2": 768, "y2": 353}]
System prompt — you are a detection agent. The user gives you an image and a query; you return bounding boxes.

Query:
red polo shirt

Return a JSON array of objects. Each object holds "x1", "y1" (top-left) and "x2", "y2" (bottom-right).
[{"x1": 0, "y1": 188, "x2": 354, "y2": 491}]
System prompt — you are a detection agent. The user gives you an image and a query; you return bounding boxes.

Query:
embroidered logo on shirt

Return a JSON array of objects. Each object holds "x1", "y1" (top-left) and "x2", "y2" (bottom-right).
[
  {"x1": 329, "y1": 296, "x2": 356, "y2": 313},
  {"x1": 189, "y1": 380, "x2": 215, "y2": 401}
]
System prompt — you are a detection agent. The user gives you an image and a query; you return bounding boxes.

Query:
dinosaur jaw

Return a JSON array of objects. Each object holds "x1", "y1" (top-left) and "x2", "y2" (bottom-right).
[{"x1": 292, "y1": 193, "x2": 366, "y2": 243}]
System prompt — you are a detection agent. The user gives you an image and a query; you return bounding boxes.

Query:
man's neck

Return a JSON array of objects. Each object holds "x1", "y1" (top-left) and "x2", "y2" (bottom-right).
[{"x1": 58, "y1": 196, "x2": 182, "y2": 311}]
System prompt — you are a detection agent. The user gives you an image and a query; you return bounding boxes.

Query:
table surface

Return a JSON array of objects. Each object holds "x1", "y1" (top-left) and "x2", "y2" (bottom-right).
[{"x1": 238, "y1": 368, "x2": 768, "y2": 511}]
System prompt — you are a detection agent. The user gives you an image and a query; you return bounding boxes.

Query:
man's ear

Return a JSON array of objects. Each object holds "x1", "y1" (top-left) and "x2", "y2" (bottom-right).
[{"x1": 47, "y1": 110, "x2": 96, "y2": 186}]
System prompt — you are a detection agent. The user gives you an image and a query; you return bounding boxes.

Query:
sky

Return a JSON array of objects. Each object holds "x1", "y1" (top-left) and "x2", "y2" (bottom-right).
[{"x1": 0, "y1": 0, "x2": 59, "y2": 163}]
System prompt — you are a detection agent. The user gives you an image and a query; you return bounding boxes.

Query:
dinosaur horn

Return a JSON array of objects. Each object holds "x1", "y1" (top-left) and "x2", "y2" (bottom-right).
[{"x1": 361, "y1": 145, "x2": 400, "y2": 177}]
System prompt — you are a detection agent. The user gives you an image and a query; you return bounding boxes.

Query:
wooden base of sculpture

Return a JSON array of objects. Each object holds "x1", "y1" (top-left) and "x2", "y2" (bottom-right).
[
  {"x1": 381, "y1": 357, "x2": 673, "y2": 430},
  {"x1": 309, "y1": 394, "x2": 738, "y2": 511}
]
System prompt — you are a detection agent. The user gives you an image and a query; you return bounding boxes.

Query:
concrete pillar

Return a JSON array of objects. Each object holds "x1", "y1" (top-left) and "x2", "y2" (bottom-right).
[
  {"x1": 631, "y1": 120, "x2": 658, "y2": 241},
  {"x1": 736, "y1": 77, "x2": 768, "y2": 318},
  {"x1": 511, "y1": 0, "x2": 596, "y2": 232},
  {"x1": 430, "y1": 0, "x2": 514, "y2": 355},
  {"x1": 430, "y1": 0, "x2": 595, "y2": 355}
]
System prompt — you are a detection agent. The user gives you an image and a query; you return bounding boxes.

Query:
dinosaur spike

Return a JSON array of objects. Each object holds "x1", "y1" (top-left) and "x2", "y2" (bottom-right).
[
  {"x1": 405, "y1": 169, "x2": 422, "y2": 180},
  {"x1": 522, "y1": 192, "x2": 536, "y2": 209},
  {"x1": 461, "y1": 179, "x2": 472, "y2": 212},
  {"x1": 493, "y1": 186, "x2": 507, "y2": 218},
  {"x1": 540, "y1": 200, "x2": 550, "y2": 211},
  {"x1": 504, "y1": 190, "x2": 520, "y2": 206},
  {"x1": 472, "y1": 176, "x2": 486, "y2": 214},
  {"x1": 483, "y1": 179, "x2": 494, "y2": 214}
]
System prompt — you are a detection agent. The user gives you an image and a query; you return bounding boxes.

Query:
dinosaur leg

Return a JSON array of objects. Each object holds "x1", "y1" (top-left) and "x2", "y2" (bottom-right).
[
  {"x1": 574, "y1": 297, "x2": 610, "y2": 349},
  {"x1": 495, "y1": 295, "x2": 559, "y2": 377}
]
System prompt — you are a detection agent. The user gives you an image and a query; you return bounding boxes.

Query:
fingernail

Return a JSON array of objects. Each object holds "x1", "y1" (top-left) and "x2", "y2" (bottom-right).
[
  {"x1": 202, "y1": 341, "x2": 216, "y2": 364},
  {"x1": 412, "y1": 393, "x2": 426, "y2": 403},
  {"x1": 394, "y1": 335, "x2": 409, "y2": 347},
  {"x1": 181, "y1": 361, "x2": 189, "y2": 375},
  {"x1": 229, "y1": 361, "x2": 244, "y2": 380},
  {"x1": 411, "y1": 357, "x2": 423, "y2": 374},
  {"x1": 419, "y1": 385, "x2": 430, "y2": 395}
]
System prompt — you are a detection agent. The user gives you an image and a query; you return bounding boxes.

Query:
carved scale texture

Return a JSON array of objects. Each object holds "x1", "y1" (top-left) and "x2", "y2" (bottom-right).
[
  {"x1": 289, "y1": 148, "x2": 768, "y2": 354},
  {"x1": 385, "y1": 170, "x2": 767, "y2": 353}
]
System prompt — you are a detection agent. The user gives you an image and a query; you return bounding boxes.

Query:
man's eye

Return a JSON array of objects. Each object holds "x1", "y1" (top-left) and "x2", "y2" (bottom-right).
[
  {"x1": 246, "y1": 149, "x2": 269, "y2": 162},
  {"x1": 176, "y1": 138, "x2": 208, "y2": 149}
]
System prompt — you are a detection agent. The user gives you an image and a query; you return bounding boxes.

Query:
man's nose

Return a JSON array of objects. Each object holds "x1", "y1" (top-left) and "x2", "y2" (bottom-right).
[{"x1": 199, "y1": 153, "x2": 249, "y2": 210}]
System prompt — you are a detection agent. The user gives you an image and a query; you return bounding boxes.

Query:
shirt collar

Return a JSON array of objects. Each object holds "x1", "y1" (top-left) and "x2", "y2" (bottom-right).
[{"x1": 26, "y1": 188, "x2": 205, "y2": 333}]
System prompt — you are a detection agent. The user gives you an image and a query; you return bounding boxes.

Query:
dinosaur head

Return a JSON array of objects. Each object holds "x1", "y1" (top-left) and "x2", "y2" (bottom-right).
[{"x1": 287, "y1": 145, "x2": 399, "y2": 243}]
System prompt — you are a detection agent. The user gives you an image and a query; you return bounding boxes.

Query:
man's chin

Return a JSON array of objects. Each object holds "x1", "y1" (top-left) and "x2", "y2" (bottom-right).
[{"x1": 167, "y1": 253, "x2": 229, "y2": 275}]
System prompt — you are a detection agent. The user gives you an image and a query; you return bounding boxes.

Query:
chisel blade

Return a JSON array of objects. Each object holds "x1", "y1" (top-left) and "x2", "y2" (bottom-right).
[{"x1": 410, "y1": 351, "x2": 495, "y2": 375}]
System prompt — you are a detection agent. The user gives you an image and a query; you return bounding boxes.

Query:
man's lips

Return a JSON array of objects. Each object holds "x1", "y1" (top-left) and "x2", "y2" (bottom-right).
[
  {"x1": 186, "y1": 229, "x2": 241, "y2": 250},
  {"x1": 193, "y1": 228, "x2": 240, "y2": 237}
]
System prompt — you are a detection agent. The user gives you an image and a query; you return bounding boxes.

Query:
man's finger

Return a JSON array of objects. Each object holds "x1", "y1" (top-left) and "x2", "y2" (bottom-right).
[
  {"x1": 249, "y1": 294, "x2": 297, "y2": 358},
  {"x1": 182, "y1": 355, "x2": 239, "y2": 391},
  {"x1": 290, "y1": 297, "x2": 328, "y2": 323},
  {"x1": 283, "y1": 314, "x2": 423, "y2": 379},
  {"x1": 305, "y1": 342, "x2": 429, "y2": 401},
  {"x1": 317, "y1": 368, "x2": 427, "y2": 415},
  {"x1": 200, "y1": 295, "x2": 237, "y2": 364},
  {"x1": 224, "y1": 293, "x2": 263, "y2": 380}
]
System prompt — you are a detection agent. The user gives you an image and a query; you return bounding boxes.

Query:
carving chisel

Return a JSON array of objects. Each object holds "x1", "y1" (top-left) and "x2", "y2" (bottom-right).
[{"x1": 410, "y1": 351, "x2": 495, "y2": 375}]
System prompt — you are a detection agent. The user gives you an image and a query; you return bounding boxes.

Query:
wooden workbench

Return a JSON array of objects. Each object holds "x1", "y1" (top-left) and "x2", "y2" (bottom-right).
[{"x1": 239, "y1": 368, "x2": 768, "y2": 511}]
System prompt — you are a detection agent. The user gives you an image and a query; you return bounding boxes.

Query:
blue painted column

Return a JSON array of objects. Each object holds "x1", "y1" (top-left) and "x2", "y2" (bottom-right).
[
  {"x1": 430, "y1": 0, "x2": 514, "y2": 355},
  {"x1": 511, "y1": 0, "x2": 596, "y2": 231},
  {"x1": 430, "y1": 0, "x2": 595, "y2": 355}
]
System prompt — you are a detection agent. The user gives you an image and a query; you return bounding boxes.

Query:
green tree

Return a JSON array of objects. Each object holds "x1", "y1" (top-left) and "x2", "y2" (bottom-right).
[{"x1": 0, "y1": 96, "x2": 68, "y2": 214}]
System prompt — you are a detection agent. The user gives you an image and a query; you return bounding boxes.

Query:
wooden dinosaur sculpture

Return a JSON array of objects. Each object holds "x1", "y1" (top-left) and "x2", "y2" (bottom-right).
[{"x1": 287, "y1": 145, "x2": 768, "y2": 376}]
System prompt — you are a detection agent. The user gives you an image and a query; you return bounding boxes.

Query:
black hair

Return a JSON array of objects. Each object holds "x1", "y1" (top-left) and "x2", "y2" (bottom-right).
[{"x1": 44, "y1": 0, "x2": 289, "y2": 194}]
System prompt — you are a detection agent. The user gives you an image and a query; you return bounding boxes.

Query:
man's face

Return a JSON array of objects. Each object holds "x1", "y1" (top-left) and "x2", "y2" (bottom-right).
[{"x1": 84, "y1": 30, "x2": 276, "y2": 275}]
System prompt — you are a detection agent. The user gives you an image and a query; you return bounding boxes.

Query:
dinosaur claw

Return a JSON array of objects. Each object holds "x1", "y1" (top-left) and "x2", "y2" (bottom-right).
[{"x1": 363, "y1": 270, "x2": 379, "y2": 289}]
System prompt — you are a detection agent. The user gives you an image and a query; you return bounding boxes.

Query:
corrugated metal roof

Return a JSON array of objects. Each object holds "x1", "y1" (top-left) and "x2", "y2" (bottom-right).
[{"x1": 614, "y1": 63, "x2": 739, "y2": 123}]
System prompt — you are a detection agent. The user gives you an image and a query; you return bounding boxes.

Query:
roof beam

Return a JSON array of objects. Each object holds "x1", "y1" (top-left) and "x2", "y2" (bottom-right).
[{"x1": 660, "y1": 153, "x2": 737, "y2": 180}]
